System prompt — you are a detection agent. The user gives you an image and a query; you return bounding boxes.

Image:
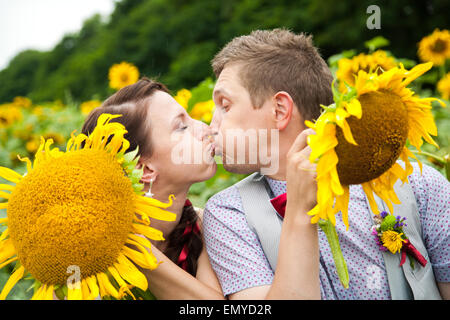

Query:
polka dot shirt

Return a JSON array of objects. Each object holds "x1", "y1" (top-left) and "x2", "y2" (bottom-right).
[{"x1": 203, "y1": 163, "x2": 449, "y2": 299}]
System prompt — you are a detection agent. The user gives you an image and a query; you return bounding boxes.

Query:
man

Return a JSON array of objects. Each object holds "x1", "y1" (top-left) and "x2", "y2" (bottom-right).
[{"x1": 203, "y1": 28, "x2": 450, "y2": 299}]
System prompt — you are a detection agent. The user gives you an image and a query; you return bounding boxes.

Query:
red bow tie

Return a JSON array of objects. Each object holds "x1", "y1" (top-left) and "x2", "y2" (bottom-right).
[{"x1": 270, "y1": 192, "x2": 287, "y2": 219}]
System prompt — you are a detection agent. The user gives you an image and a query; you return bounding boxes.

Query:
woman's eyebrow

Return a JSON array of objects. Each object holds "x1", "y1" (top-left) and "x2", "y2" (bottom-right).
[{"x1": 171, "y1": 112, "x2": 185, "y2": 128}]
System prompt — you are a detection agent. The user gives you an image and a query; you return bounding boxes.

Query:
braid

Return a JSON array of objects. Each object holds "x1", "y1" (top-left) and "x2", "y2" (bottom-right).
[{"x1": 164, "y1": 204, "x2": 203, "y2": 276}]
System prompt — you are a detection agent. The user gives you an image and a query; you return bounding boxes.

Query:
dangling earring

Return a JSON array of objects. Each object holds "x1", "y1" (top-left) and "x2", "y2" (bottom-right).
[{"x1": 145, "y1": 178, "x2": 154, "y2": 198}]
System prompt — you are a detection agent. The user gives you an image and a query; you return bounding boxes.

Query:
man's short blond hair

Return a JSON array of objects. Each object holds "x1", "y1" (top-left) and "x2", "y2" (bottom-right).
[{"x1": 212, "y1": 28, "x2": 333, "y2": 121}]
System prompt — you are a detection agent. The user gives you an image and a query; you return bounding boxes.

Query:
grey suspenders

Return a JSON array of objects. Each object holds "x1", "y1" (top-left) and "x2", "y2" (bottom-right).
[
  {"x1": 236, "y1": 170, "x2": 442, "y2": 300},
  {"x1": 236, "y1": 173, "x2": 282, "y2": 270}
]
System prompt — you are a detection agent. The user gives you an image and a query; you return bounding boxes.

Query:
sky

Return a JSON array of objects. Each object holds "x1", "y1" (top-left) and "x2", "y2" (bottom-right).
[{"x1": 0, "y1": 0, "x2": 116, "y2": 70}]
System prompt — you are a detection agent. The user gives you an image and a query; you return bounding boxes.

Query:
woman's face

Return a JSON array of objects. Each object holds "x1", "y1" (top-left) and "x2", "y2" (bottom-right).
[{"x1": 144, "y1": 90, "x2": 217, "y2": 185}]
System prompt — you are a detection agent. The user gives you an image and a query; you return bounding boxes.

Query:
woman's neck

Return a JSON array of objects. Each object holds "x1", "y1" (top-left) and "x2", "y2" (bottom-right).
[{"x1": 146, "y1": 180, "x2": 190, "y2": 250}]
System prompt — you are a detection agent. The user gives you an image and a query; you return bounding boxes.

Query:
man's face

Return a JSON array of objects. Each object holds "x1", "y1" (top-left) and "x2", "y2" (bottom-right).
[{"x1": 210, "y1": 64, "x2": 278, "y2": 174}]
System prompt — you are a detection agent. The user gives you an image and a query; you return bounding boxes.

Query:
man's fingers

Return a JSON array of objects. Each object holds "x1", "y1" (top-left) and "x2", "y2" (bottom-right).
[{"x1": 288, "y1": 128, "x2": 316, "y2": 155}]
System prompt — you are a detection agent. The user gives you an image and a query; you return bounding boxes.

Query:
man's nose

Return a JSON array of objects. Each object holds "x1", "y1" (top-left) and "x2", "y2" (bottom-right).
[{"x1": 209, "y1": 109, "x2": 222, "y2": 136}]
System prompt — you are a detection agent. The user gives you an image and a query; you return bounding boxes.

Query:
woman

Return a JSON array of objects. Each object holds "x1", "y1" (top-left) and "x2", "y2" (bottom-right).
[{"x1": 82, "y1": 78, "x2": 224, "y2": 299}]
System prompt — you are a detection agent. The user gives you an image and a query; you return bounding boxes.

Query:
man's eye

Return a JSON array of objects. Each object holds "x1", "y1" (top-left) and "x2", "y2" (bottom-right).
[
  {"x1": 222, "y1": 99, "x2": 230, "y2": 111},
  {"x1": 222, "y1": 98, "x2": 230, "y2": 106}
]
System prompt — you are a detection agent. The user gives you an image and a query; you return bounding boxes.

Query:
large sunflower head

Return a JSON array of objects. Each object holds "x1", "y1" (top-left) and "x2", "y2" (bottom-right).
[
  {"x1": 418, "y1": 29, "x2": 450, "y2": 66},
  {"x1": 306, "y1": 62, "x2": 445, "y2": 229},
  {"x1": 0, "y1": 113, "x2": 176, "y2": 300},
  {"x1": 336, "y1": 50, "x2": 397, "y2": 91}
]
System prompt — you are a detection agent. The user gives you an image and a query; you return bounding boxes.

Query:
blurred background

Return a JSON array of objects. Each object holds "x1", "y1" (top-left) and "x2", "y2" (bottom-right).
[{"x1": 0, "y1": 0, "x2": 449, "y2": 299}]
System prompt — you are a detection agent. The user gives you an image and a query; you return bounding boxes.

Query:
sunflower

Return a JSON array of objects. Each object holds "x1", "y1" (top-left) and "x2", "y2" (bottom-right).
[
  {"x1": 0, "y1": 106, "x2": 22, "y2": 128},
  {"x1": 418, "y1": 29, "x2": 450, "y2": 66},
  {"x1": 0, "y1": 113, "x2": 176, "y2": 300},
  {"x1": 174, "y1": 89, "x2": 192, "y2": 109},
  {"x1": 190, "y1": 100, "x2": 215, "y2": 123},
  {"x1": 306, "y1": 62, "x2": 445, "y2": 229},
  {"x1": 437, "y1": 72, "x2": 450, "y2": 100},
  {"x1": 336, "y1": 50, "x2": 397, "y2": 91},
  {"x1": 12, "y1": 97, "x2": 32, "y2": 109},
  {"x1": 109, "y1": 62, "x2": 140, "y2": 91}
]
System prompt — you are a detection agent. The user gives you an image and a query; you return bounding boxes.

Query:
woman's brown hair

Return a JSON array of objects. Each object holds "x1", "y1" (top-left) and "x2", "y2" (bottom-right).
[{"x1": 81, "y1": 77, "x2": 203, "y2": 276}]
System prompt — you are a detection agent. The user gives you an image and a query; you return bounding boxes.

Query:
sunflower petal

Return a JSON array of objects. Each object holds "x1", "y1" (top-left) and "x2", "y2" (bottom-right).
[
  {"x1": 114, "y1": 254, "x2": 148, "y2": 291},
  {"x1": 67, "y1": 282, "x2": 82, "y2": 300},
  {"x1": 81, "y1": 280, "x2": 91, "y2": 300},
  {"x1": 108, "y1": 266, "x2": 135, "y2": 300},
  {"x1": 125, "y1": 238, "x2": 159, "y2": 270},
  {"x1": 97, "y1": 273, "x2": 119, "y2": 299},
  {"x1": 133, "y1": 223, "x2": 165, "y2": 241},
  {"x1": 345, "y1": 99, "x2": 362, "y2": 119},
  {"x1": 85, "y1": 276, "x2": 100, "y2": 300},
  {"x1": 0, "y1": 257, "x2": 18, "y2": 270},
  {"x1": 0, "y1": 184, "x2": 15, "y2": 192},
  {"x1": 0, "y1": 239, "x2": 15, "y2": 264},
  {"x1": 337, "y1": 119, "x2": 358, "y2": 145},
  {"x1": 43, "y1": 284, "x2": 54, "y2": 300},
  {"x1": 31, "y1": 284, "x2": 46, "y2": 300},
  {"x1": 362, "y1": 182, "x2": 380, "y2": 215},
  {"x1": 135, "y1": 193, "x2": 175, "y2": 209},
  {"x1": 0, "y1": 191, "x2": 11, "y2": 200},
  {"x1": 0, "y1": 265, "x2": 25, "y2": 300},
  {"x1": 134, "y1": 203, "x2": 176, "y2": 222},
  {"x1": 0, "y1": 167, "x2": 22, "y2": 184}
]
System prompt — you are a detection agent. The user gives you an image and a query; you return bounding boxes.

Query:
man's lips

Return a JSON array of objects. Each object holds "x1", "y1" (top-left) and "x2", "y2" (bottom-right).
[{"x1": 206, "y1": 142, "x2": 216, "y2": 157}]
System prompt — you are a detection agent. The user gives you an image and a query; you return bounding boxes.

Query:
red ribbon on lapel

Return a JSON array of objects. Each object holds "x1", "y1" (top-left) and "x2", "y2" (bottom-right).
[
  {"x1": 270, "y1": 192, "x2": 287, "y2": 219},
  {"x1": 399, "y1": 239, "x2": 427, "y2": 268}
]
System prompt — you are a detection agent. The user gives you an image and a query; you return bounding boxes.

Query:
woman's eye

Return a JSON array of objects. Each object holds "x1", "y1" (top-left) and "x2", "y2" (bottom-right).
[{"x1": 179, "y1": 124, "x2": 188, "y2": 130}]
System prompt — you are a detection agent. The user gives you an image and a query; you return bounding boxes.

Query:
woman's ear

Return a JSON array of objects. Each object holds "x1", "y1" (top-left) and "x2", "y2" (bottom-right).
[
  {"x1": 137, "y1": 160, "x2": 158, "y2": 184},
  {"x1": 272, "y1": 91, "x2": 294, "y2": 131}
]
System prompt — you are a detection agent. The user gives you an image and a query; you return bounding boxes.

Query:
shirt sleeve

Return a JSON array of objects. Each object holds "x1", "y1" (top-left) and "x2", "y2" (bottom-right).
[
  {"x1": 203, "y1": 185, "x2": 274, "y2": 296},
  {"x1": 408, "y1": 163, "x2": 450, "y2": 282}
]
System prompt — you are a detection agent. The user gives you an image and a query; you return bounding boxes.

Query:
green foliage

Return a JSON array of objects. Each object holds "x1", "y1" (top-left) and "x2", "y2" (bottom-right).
[{"x1": 1, "y1": 0, "x2": 449, "y2": 102}]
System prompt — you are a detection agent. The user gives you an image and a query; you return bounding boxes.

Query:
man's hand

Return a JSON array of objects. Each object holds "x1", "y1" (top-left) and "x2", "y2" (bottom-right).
[{"x1": 286, "y1": 128, "x2": 317, "y2": 217}]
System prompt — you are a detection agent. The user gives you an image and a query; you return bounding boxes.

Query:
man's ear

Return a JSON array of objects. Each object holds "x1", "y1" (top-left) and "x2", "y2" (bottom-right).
[
  {"x1": 137, "y1": 160, "x2": 158, "y2": 184},
  {"x1": 272, "y1": 91, "x2": 294, "y2": 131}
]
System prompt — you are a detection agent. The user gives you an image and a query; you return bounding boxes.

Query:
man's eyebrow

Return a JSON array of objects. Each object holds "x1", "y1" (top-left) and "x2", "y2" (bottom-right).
[{"x1": 213, "y1": 87, "x2": 232, "y2": 99}]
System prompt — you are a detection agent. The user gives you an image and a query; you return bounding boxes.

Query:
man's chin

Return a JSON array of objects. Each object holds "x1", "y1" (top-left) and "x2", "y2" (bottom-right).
[{"x1": 222, "y1": 162, "x2": 259, "y2": 175}]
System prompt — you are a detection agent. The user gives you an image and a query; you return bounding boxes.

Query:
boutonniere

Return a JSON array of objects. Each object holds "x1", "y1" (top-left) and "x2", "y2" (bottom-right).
[{"x1": 371, "y1": 211, "x2": 427, "y2": 269}]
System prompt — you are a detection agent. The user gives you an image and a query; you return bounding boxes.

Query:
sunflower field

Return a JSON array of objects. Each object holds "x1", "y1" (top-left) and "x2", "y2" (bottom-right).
[{"x1": 1, "y1": 23, "x2": 450, "y2": 300}]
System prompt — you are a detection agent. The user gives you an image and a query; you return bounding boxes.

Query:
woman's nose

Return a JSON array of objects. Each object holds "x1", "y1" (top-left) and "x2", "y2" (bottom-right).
[{"x1": 192, "y1": 119, "x2": 213, "y2": 141}]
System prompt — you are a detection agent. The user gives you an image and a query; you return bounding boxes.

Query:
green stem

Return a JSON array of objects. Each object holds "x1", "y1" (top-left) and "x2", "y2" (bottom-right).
[{"x1": 318, "y1": 219, "x2": 349, "y2": 289}]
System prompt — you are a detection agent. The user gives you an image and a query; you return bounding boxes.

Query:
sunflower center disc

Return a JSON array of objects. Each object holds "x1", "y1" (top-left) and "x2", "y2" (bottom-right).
[
  {"x1": 432, "y1": 39, "x2": 446, "y2": 53},
  {"x1": 7, "y1": 149, "x2": 136, "y2": 285},
  {"x1": 335, "y1": 90, "x2": 409, "y2": 185}
]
